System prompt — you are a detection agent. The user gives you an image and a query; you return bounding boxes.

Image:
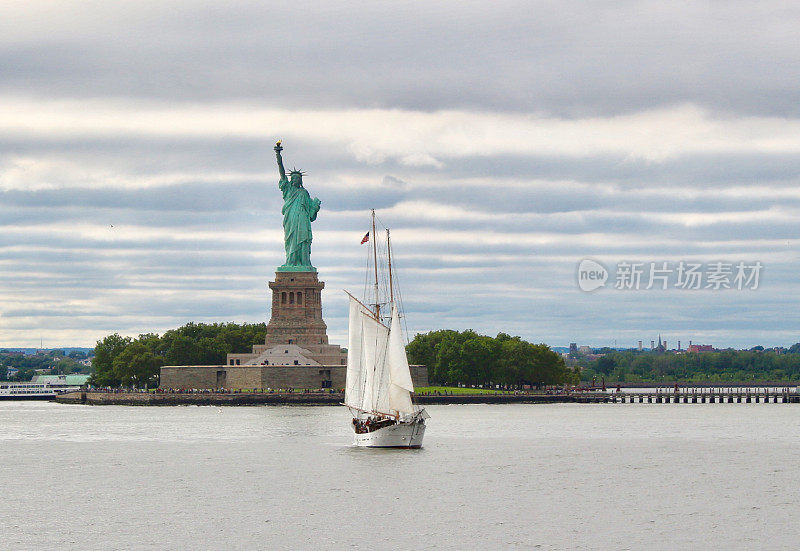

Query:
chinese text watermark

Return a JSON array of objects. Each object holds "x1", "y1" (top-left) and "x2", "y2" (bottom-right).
[{"x1": 577, "y1": 259, "x2": 762, "y2": 292}]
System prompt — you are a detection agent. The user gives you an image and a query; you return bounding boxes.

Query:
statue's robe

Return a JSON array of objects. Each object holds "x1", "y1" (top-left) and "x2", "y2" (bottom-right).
[{"x1": 279, "y1": 177, "x2": 320, "y2": 267}]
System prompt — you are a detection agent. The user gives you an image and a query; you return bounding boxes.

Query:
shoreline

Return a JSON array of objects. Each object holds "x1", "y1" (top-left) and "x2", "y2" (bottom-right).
[
  {"x1": 55, "y1": 391, "x2": 613, "y2": 406},
  {"x1": 53, "y1": 388, "x2": 800, "y2": 406}
]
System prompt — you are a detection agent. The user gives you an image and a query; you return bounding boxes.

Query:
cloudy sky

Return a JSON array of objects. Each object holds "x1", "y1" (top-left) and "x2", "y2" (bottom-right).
[{"x1": 1, "y1": 1, "x2": 799, "y2": 349}]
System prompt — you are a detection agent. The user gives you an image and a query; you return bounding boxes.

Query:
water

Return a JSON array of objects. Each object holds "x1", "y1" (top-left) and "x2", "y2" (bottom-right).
[{"x1": 2, "y1": 402, "x2": 799, "y2": 550}]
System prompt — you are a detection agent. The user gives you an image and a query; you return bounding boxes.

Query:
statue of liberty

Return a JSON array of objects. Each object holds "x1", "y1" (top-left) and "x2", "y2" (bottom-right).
[{"x1": 274, "y1": 141, "x2": 321, "y2": 271}]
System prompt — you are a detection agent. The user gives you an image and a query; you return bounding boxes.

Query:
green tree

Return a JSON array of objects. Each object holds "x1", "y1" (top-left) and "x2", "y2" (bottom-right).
[
  {"x1": 90, "y1": 333, "x2": 132, "y2": 387},
  {"x1": 10, "y1": 368, "x2": 36, "y2": 381},
  {"x1": 498, "y1": 339, "x2": 532, "y2": 386},
  {"x1": 406, "y1": 329, "x2": 571, "y2": 387},
  {"x1": 90, "y1": 322, "x2": 267, "y2": 387},
  {"x1": 524, "y1": 343, "x2": 568, "y2": 386},
  {"x1": 460, "y1": 336, "x2": 495, "y2": 385},
  {"x1": 595, "y1": 355, "x2": 616, "y2": 375},
  {"x1": 112, "y1": 341, "x2": 163, "y2": 388},
  {"x1": 436, "y1": 335, "x2": 464, "y2": 384},
  {"x1": 52, "y1": 358, "x2": 79, "y2": 375},
  {"x1": 406, "y1": 331, "x2": 441, "y2": 371}
]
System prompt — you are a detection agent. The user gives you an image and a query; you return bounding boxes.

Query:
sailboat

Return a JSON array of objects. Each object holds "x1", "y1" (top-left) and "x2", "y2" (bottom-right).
[{"x1": 343, "y1": 211, "x2": 429, "y2": 448}]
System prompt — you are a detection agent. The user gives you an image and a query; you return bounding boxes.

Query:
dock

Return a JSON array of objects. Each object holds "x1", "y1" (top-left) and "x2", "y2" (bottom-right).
[{"x1": 590, "y1": 389, "x2": 800, "y2": 404}]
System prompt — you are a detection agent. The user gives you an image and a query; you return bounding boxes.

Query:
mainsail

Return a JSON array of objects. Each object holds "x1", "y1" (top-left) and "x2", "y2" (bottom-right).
[{"x1": 345, "y1": 295, "x2": 415, "y2": 416}]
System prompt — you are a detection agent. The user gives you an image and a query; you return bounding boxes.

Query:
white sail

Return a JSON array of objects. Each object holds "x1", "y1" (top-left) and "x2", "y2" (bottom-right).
[
  {"x1": 360, "y1": 311, "x2": 376, "y2": 411},
  {"x1": 387, "y1": 304, "x2": 414, "y2": 415},
  {"x1": 345, "y1": 296, "x2": 368, "y2": 408},
  {"x1": 356, "y1": 305, "x2": 390, "y2": 413},
  {"x1": 373, "y1": 330, "x2": 392, "y2": 414}
]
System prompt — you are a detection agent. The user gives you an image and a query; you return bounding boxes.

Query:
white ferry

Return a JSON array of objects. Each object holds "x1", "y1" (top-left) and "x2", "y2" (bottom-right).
[{"x1": 0, "y1": 375, "x2": 87, "y2": 400}]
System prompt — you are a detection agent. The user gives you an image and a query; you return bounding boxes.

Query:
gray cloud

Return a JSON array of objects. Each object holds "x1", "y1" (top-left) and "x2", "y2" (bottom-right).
[
  {"x1": 2, "y1": 2, "x2": 799, "y2": 116},
  {"x1": 1, "y1": 2, "x2": 799, "y2": 348}
]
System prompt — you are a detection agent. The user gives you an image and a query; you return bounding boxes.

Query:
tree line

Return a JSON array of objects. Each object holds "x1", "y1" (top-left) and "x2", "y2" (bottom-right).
[
  {"x1": 581, "y1": 346, "x2": 800, "y2": 383},
  {"x1": 89, "y1": 324, "x2": 575, "y2": 389},
  {"x1": 406, "y1": 330, "x2": 579, "y2": 387},
  {"x1": 0, "y1": 350, "x2": 90, "y2": 381},
  {"x1": 91, "y1": 322, "x2": 266, "y2": 387}
]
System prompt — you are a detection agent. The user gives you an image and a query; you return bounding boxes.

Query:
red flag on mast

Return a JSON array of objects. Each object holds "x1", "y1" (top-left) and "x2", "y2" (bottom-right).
[{"x1": 360, "y1": 232, "x2": 370, "y2": 244}]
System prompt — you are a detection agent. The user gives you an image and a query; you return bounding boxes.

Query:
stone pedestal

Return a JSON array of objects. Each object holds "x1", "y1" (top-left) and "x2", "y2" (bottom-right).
[
  {"x1": 265, "y1": 271, "x2": 328, "y2": 347},
  {"x1": 226, "y1": 270, "x2": 347, "y2": 367}
]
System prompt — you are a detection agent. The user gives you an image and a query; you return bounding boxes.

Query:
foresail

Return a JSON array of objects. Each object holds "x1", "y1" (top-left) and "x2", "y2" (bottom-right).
[
  {"x1": 387, "y1": 305, "x2": 415, "y2": 414},
  {"x1": 388, "y1": 383, "x2": 413, "y2": 415}
]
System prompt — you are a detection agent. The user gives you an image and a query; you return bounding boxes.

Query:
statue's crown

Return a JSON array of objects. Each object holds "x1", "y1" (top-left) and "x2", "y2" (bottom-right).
[{"x1": 289, "y1": 167, "x2": 306, "y2": 177}]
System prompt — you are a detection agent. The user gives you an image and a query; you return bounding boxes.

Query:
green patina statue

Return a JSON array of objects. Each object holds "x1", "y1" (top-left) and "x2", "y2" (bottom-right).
[{"x1": 274, "y1": 141, "x2": 321, "y2": 272}]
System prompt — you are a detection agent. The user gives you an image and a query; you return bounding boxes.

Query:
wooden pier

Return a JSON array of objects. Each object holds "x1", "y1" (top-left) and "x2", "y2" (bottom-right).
[{"x1": 583, "y1": 389, "x2": 800, "y2": 404}]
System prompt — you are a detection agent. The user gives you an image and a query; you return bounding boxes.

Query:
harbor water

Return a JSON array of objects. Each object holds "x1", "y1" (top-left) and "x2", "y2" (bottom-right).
[{"x1": 2, "y1": 401, "x2": 799, "y2": 550}]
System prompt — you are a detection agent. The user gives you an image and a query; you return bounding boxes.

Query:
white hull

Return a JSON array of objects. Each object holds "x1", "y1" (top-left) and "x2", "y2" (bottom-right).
[
  {"x1": 0, "y1": 383, "x2": 81, "y2": 399},
  {"x1": 354, "y1": 419, "x2": 426, "y2": 448}
]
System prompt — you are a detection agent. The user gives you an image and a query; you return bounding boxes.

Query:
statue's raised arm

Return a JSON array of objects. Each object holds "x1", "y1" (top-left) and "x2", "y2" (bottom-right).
[{"x1": 274, "y1": 140, "x2": 287, "y2": 182}]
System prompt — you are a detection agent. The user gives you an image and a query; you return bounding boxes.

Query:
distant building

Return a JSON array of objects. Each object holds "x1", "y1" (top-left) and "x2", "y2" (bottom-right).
[
  {"x1": 32, "y1": 374, "x2": 91, "y2": 386},
  {"x1": 577, "y1": 345, "x2": 593, "y2": 355},
  {"x1": 687, "y1": 344, "x2": 714, "y2": 353},
  {"x1": 569, "y1": 343, "x2": 578, "y2": 355},
  {"x1": 638, "y1": 340, "x2": 643, "y2": 351}
]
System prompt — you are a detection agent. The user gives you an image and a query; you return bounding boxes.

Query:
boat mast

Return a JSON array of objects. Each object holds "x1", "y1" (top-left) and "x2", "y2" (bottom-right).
[
  {"x1": 371, "y1": 209, "x2": 380, "y2": 319},
  {"x1": 387, "y1": 228, "x2": 394, "y2": 305}
]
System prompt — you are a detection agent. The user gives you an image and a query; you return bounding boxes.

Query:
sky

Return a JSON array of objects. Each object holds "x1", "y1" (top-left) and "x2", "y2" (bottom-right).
[{"x1": 1, "y1": 1, "x2": 799, "y2": 349}]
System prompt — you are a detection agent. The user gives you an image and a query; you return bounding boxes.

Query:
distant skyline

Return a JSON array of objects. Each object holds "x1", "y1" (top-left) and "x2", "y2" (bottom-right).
[
  {"x1": 1, "y1": 2, "x2": 800, "y2": 349},
  {"x1": 1, "y1": 337, "x2": 788, "y2": 354}
]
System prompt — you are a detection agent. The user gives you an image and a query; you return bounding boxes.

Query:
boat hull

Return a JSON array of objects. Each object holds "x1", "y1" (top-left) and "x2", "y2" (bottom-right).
[
  {"x1": 354, "y1": 419, "x2": 426, "y2": 448},
  {"x1": 0, "y1": 394, "x2": 55, "y2": 401}
]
